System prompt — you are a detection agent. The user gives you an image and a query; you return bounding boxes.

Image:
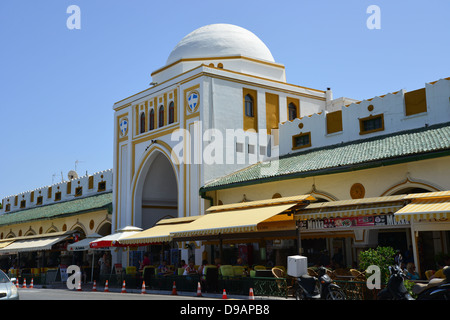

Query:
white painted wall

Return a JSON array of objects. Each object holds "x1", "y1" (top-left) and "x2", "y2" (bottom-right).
[
  {"x1": 279, "y1": 78, "x2": 450, "y2": 156},
  {"x1": 1, "y1": 169, "x2": 113, "y2": 215}
]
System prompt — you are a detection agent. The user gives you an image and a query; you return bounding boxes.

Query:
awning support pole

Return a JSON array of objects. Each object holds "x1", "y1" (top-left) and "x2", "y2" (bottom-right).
[
  {"x1": 410, "y1": 220, "x2": 421, "y2": 276},
  {"x1": 296, "y1": 220, "x2": 303, "y2": 255},
  {"x1": 219, "y1": 234, "x2": 223, "y2": 262}
]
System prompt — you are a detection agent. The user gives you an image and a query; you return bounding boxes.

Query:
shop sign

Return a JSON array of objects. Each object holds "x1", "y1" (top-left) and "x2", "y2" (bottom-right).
[
  {"x1": 272, "y1": 239, "x2": 295, "y2": 249},
  {"x1": 305, "y1": 214, "x2": 409, "y2": 230}
]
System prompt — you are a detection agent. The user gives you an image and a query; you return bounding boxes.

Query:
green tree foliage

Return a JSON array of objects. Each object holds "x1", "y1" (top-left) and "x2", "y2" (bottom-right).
[{"x1": 359, "y1": 246, "x2": 395, "y2": 283}]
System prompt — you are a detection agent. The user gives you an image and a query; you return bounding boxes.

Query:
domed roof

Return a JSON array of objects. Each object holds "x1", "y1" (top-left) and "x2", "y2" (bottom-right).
[{"x1": 166, "y1": 24, "x2": 275, "y2": 65}]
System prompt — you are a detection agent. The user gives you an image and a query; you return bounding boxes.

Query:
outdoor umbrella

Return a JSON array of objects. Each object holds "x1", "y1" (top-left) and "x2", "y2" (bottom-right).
[
  {"x1": 68, "y1": 233, "x2": 102, "y2": 251},
  {"x1": 89, "y1": 226, "x2": 143, "y2": 249},
  {"x1": 67, "y1": 233, "x2": 103, "y2": 281}
]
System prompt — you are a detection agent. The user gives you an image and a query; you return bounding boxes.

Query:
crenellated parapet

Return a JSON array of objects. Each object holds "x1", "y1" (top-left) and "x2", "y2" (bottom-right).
[
  {"x1": 279, "y1": 77, "x2": 450, "y2": 156},
  {"x1": 1, "y1": 169, "x2": 113, "y2": 215}
]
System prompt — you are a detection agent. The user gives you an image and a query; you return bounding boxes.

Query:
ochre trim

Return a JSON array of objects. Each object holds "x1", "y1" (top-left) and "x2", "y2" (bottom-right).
[
  {"x1": 326, "y1": 110, "x2": 343, "y2": 134},
  {"x1": 292, "y1": 132, "x2": 311, "y2": 150},
  {"x1": 287, "y1": 97, "x2": 300, "y2": 121},
  {"x1": 359, "y1": 113, "x2": 385, "y2": 135},
  {"x1": 405, "y1": 88, "x2": 427, "y2": 116},
  {"x1": 151, "y1": 55, "x2": 286, "y2": 77},
  {"x1": 113, "y1": 65, "x2": 325, "y2": 108},
  {"x1": 266, "y1": 93, "x2": 279, "y2": 134},
  {"x1": 243, "y1": 88, "x2": 258, "y2": 132}
]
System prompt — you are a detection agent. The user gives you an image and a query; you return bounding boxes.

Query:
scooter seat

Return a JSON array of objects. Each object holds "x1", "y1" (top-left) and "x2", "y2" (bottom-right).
[
  {"x1": 412, "y1": 278, "x2": 445, "y2": 295},
  {"x1": 298, "y1": 274, "x2": 318, "y2": 294}
]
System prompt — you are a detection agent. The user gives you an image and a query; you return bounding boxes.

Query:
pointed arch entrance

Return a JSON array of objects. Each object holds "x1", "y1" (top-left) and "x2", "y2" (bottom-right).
[{"x1": 132, "y1": 148, "x2": 179, "y2": 229}]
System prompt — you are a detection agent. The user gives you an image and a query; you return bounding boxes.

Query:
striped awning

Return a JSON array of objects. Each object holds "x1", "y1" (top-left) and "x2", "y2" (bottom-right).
[
  {"x1": 206, "y1": 194, "x2": 316, "y2": 213},
  {"x1": 172, "y1": 203, "x2": 298, "y2": 238},
  {"x1": 394, "y1": 198, "x2": 450, "y2": 221},
  {"x1": 295, "y1": 195, "x2": 406, "y2": 220},
  {"x1": 0, "y1": 233, "x2": 72, "y2": 255},
  {"x1": 171, "y1": 195, "x2": 315, "y2": 238},
  {"x1": 0, "y1": 240, "x2": 14, "y2": 250},
  {"x1": 118, "y1": 216, "x2": 201, "y2": 246},
  {"x1": 403, "y1": 190, "x2": 450, "y2": 200}
]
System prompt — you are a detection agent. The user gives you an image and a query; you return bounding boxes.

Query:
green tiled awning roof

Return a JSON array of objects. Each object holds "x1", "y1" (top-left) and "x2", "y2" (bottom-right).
[
  {"x1": 0, "y1": 192, "x2": 112, "y2": 227},
  {"x1": 201, "y1": 122, "x2": 450, "y2": 192}
]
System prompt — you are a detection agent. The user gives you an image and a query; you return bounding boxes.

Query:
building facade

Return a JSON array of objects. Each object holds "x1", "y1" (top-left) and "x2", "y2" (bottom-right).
[
  {"x1": 113, "y1": 23, "x2": 450, "y2": 274},
  {"x1": 0, "y1": 170, "x2": 113, "y2": 272},
  {"x1": 200, "y1": 77, "x2": 450, "y2": 273},
  {"x1": 113, "y1": 24, "x2": 348, "y2": 231}
]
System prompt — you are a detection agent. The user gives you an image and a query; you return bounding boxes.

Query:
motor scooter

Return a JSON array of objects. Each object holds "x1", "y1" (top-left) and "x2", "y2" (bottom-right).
[
  {"x1": 415, "y1": 266, "x2": 450, "y2": 300},
  {"x1": 378, "y1": 265, "x2": 414, "y2": 300},
  {"x1": 379, "y1": 265, "x2": 450, "y2": 300},
  {"x1": 294, "y1": 266, "x2": 346, "y2": 300}
]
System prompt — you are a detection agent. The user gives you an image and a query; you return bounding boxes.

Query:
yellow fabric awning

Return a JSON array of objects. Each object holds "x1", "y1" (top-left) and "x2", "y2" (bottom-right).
[
  {"x1": 0, "y1": 233, "x2": 72, "y2": 255},
  {"x1": 295, "y1": 195, "x2": 406, "y2": 220},
  {"x1": 403, "y1": 191, "x2": 450, "y2": 200},
  {"x1": 172, "y1": 203, "x2": 298, "y2": 238},
  {"x1": 206, "y1": 194, "x2": 316, "y2": 213},
  {"x1": 395, "y1": 198, "x2": 450, "y2": 221},
  {"x1": 119, "y1": 216, "x2": 201, "y2": 245},
  {"x1": 0, "y1": 240, "x2": 14, "y2": 250}
]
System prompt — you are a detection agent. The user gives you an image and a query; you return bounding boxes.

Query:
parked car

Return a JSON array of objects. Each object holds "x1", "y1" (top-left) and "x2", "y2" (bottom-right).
[{"x1": 0, "y1": 270, "x2": 19, "y2": 300}]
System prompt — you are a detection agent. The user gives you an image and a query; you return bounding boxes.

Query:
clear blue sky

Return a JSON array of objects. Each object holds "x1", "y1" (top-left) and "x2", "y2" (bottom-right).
[{"x1": 0, "y1": 0, "x2": 449, "y2": 198}]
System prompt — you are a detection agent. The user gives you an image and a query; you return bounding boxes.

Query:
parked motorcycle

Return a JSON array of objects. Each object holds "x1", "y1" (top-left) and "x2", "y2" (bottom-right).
[
  {"x1": 414, "y1": 266, "x2": 450, "y2": 300},
  {"x1": 378, "y1": 265, "x2": 414, "y2": 300},
  {"x1": 294, "y1": 266, "x2": 346, "y2": 300}
]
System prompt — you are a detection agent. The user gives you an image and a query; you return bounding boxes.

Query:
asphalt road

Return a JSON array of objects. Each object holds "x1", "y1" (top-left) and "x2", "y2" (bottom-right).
[{"x1": 17, "y1": 287, "x2": 217, "y2": 300}]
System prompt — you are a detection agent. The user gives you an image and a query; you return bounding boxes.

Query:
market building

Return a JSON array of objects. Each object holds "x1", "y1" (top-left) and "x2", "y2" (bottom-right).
[
  {"x1": 199, "y1": 80, "x2": 450, "y2": 275},
  {"x1": 113, "y1": 23, "x2": 450, "y2": 276},
  {"x1": 1, "y1": 23, "x2": 448, "y2": 283},
  {"x1": 0, "y1": 169, "x2": 113, "y2": 282}
]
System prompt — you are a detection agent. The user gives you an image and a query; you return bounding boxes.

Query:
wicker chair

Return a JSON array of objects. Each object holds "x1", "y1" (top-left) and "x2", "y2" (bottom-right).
[
  {"x1": 274, "y1": 265, "x2": 286, "y2": 274},
  {"x1": 334, "y1": 268, "x2": 351, "y2": 277},
  {"x1": 349, "y1": 269, "x2": 366, "y2": 300},
  {"x1": 307, "y1": 268, "x2": 318, "y2": 277},
  {"x1": 271, "y1": 267, "x2": 293, "y2": 298},
  {"x1": 325, "y1": 268, "x2": 337, "y2": 280},
  {"x1": 350, "y1": 269, "x2": 366, "y2": 281}
]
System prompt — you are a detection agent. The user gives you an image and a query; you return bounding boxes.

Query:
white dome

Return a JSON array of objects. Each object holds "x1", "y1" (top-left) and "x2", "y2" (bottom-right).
[{"x1": 166, "y1": 24, "x2": 275, "y2": 65}]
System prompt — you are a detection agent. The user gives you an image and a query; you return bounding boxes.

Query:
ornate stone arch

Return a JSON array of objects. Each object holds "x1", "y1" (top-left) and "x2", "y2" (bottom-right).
[
  {"x1": 24, "y1": 227, "x2": 36, "y2": 237},
  {"x1": 131, "y1": 142, "x2": 180, "y2": 229},
  {"x1": 380, "y1": 177, "x2": 441, "y2": 196},
  {"x1": 308, "y1": 185, "x2": 338, "y2": 202},
  {"x1": 69, "y1": 221, "x2": 87, "y2": 238},
  {"x1": 96, "y1": 220, "x2": 112, "y2": 237},
  {"x1": 45, "y1": 224, "x2": 59, "y2": 233},
  {"x1": 5, "y1": 230, "x2": 16, "y2": 239}
]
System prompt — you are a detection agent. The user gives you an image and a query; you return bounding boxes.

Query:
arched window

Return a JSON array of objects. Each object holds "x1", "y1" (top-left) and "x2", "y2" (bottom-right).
[
  {"x1": 149, "y1": 109, "x2": 155, "y2": 131},
  {"x1": 288, "y1": 103, "x2": 297, "y2": 121},
  {"x1": 168, "y1": 101, "x2": 175, "y2": 124},
  {"x1": 245, "y1": 94, "x2": 254, "y2": 117},
  {"x1": 158, "y1": 105, "x2": 164, "y2": 128},
  {"x1": 140, "y1": 112, "x2": 146, "y2": 133}
]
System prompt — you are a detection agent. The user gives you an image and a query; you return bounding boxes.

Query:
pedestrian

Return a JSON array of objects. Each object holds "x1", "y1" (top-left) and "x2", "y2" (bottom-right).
[
  {"x1": 139, "y1": 253, "x2": 151, "y2": 270},
  {"x1": 394, "y1": 250, "x2": 403, "y2": 267},
  {"x1": 98, "y1": 253, "x2": 109, "y2": 275}
]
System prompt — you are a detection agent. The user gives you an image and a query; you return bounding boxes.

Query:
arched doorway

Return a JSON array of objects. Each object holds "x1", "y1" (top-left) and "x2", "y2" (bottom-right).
[
  {"x1": 391, "y1": 187, "x2": 433, "y2": 195},
  {"x1": 133, "y1": 149, "x2": 179, "y2": 229},
  {"x1": 97, "y1": 222, "x2": 111, "y2": 236}
]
